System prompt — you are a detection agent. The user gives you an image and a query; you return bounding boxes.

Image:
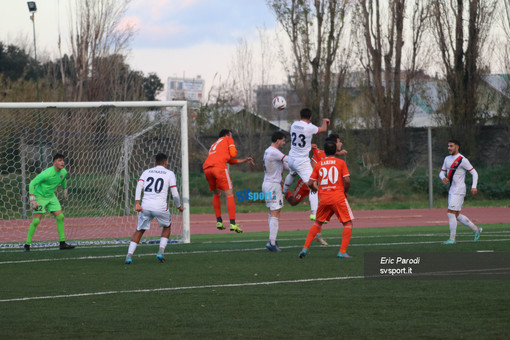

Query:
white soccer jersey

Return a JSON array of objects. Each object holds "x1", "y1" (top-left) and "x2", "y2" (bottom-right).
[
  {"x1": 288, "y1": 120, "x2": 319, "y2": 159},
  {"x1": 439, "y1": 153, "x2": 478, "y2": 195},
  {"x1": 263, "y1": 146, "x2": 287, "y2": 183},
  {"x1": 136, "y1": 165, "x2": 178, "y2": 211}
]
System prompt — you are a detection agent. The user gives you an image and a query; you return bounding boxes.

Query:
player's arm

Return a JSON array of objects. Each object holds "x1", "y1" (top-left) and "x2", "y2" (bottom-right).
[
  {"x1": 28, "y1": 171, "x2": 48, "y2": 209},
  {"x1": 307, "y1": 165, "x2": 319, "y2": 193},
  {"x1": 465, "y1": 160, "x2": 478, "y2": 195},
  {"x1": 336, "y1": 149, "x2": 348, "y2": 156},
  {"x1": 343, "y1": 175, "x2": 351, "y2": 195},
  {"x1": 170, "y1": 186, "x2": 183, "y2": 212},
  {"x1": 229, "y1": 157, "x2": 255, "y2": 166},
  {"x1": 439, "y1": 160, "x2": 448, "y2": 184},
  {"x1": 317, "y1": 118, "x2": 330, "y2": 133},
  {"x1": 228, "y1": 137, "x2": 238, "y2": 158},
  {"x1": 61, "y1": 175, "x2": 68, "y2": 200},
  {"x1": 135, "y1": 179, "x2": 144, "y2": 212}
]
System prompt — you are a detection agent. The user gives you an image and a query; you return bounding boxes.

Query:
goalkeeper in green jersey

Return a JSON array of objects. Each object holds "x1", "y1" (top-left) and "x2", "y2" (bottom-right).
[{"x1": 24, "y1": 153, "x2": 75, "y2": 251}]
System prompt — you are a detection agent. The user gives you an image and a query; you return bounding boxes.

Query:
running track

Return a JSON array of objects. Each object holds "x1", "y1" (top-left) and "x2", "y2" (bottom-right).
[{"x1": 1, "y1": 207, "x2": 508, "y2": 243}]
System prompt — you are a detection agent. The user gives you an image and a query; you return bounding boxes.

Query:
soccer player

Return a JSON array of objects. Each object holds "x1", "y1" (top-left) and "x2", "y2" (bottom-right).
[
  {"x1": 283, "y1": 108, "x2": 330, "y2": 222},
  {"x1": 286, "y1": 133, "x2": 348, "y2": 246},
  {"x1": 203, "y1": 129, "x2": 255, "y2": 233},
  {"x1": 439, "y1": 139, "x2": 482, "y2": 244},
  {"x1": 24, "y1": 153, "x2": 74, "y2": 251},
  {"x1": 125, "y1": 153, "x2": 183, "y2": 264},
  {"x1": 298, "y1": 141, "x2": 354, "y2": 259},
  {"x1": 262, "y1": 131, "x2": 288, "y2": 252}
]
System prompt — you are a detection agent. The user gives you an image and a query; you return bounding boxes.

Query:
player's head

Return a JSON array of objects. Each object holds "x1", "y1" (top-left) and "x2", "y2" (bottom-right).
[
  {"x1": 324, "y1": 141, "x2": 337, "y2": 156},
  {"x1": 52, "y1": 153, "x2": 65, "y2": 171},
  {"x1": 155, "y1": 153, "x2": 167, "y2": 165},
  {"x1": 271, "y1": 131, "x2": 286, "y2": 149},
  {"x1": 219, "y1": 129, "x2": 232, "y2": 138},
  {"x1": 299, "y1": 108, "x2": 312, "y2": 120},
  {"x1": 326, "y1": 133, "x2": 342, "y2": 151},
  {"x1": 448, "y1": 139, "x2": 460, "y2": 155}
]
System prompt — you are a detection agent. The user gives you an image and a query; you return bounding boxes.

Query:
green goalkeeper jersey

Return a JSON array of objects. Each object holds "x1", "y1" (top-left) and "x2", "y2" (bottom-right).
[{"x1": 29, "y1": 166, "x2": 67, "y2": 198}]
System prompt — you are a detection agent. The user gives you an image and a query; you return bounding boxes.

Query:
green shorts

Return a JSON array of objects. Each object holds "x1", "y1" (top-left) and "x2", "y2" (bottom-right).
[{"x1": 33, "y1": 195, "x2": 62, "y2": 214}]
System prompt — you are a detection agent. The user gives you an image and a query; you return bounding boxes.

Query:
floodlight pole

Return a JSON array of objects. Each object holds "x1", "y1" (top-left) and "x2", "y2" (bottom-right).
[{"x1": 29, "y1": 2, "x2": 43, "y2": 166}]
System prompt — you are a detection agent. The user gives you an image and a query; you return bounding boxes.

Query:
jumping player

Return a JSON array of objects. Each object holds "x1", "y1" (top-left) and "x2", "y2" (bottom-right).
[
  {"x1": 298, "y1": 141, "x2": 354, "y2": 259},
  {"x1": 203, "y1": 129, "x2": 254, "y2": 233},
  {"x1": 439, "y1": 139, "x2": 482, "y2": 244},
  {"x1": 282, "y1": 108, "x2": 329, "y2": 222},
  {"x1": 125, "y1": 153, "x2": 183, "y2": 264}
]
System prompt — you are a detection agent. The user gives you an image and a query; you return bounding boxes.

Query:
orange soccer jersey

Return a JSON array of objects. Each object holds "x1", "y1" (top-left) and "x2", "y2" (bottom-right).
[
  {"x1": 203, "y1": 136, "x2": 238, "y2": 170},
  {"x1": 310, "y1": 156, "x2": 349, "y2": 204}
]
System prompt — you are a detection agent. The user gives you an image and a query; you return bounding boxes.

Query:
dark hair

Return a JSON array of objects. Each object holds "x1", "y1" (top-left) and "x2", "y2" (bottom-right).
[
  {"x1": 326, "y1": 133, "x2": 340, "y2": 143},
  {"x1": 449, "y1": 139, "x2": 461, "y2": 147},
  {"x1": 155, "y1": 153, "x2": 167, "y2": 165},
  {"x1": 53, "y1": 153, "x2": 64, "y2": 162},
  {"x1": 324, "y1": 141, "x2": 337, "y2": 156},
  {"x1": 300, "y1": 108, "x2": 312, "y2": 120},
  {"x1": 219, "y1": 129, "x2": 232, "y2": 138},
  {"x1": 271, "y1": 131, "x2": 286, "y2": 143}
]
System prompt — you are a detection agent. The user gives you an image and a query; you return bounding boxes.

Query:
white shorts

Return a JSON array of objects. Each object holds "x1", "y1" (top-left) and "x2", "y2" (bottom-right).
[
  {"x1": 262, "y1": 181, "x2": 284, "y2": 211},
  {"x1": 287, "y1": 156, "x2": 313, "y2": 183},
  {"x1": 448, "y1": 194, "x2": 465, "y2": 211},
  {"x1": 136, "y1": 210, "x2": 171, "y2": 230}
]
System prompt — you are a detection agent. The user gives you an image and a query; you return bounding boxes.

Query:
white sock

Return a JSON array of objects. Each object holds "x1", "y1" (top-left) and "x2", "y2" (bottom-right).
[
  {"x1": 159, "y1": 237, "x2": 169, "y2": 254},
  {"x1": 457, "y1": 214, "x2": 477, "y2": 231},
  {"x1": 127, "y1": 241, "x2": 137, "y2": 257},
  {"x1": 269, "y1": 216, "x2": 279, "y2": 246},
  {"x1": 309, "y1": 191, "x2": 318, "y2": 216},
  {"x1": 283, "y1": 174, "x2": 294, "y2": 193},
  {"x1": 447, "y1": 213, "x2": 457, "y2": 240}
]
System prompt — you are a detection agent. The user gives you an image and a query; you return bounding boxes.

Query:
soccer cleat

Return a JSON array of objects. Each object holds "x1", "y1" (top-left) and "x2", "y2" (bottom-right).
[
  {"x1": 156, "y1": 253, "x2": 166, "y2": 263},
  {"x1": 265, "y1": 241, "x2": 281, "y2": 252},
  {"x1": 314, "y1": 234, "x2": 329, "y2": 246},
  {"x1": 298, "y1": 249, "x2": 307, "y2": 258},
  {"x1": 230, "y1": 224, "x2": 243, "y2": 233},
  {"x1": 474, "y1": 227, "x2": 483, "y2": 242},
  {"x1": 309, "y1": 215, "x2": 316, "y2": 221},
  {"x1": 216, "y1": 222, "x2": 225, "y2": 230},
  {"x1": 441, "y1": 239, "x2": 456, "y2": 245},
  {"x1": 23, "y1": 244, "x2": 30, "y2": 252},
  {"x1": 59, "y1": 242, "x2": 75, "y2": 250},
  {"x1": 125, "y1": 256, "x2": 132, "y2": 264},
  {"x1": 337, "y1": 251, "x2": 352, "y2": 258}
]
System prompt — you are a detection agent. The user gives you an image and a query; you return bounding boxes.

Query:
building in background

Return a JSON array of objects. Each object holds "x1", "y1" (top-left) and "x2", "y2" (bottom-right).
[{"x1": 167, "y1": 75, "x2": 205, "y2": 109}]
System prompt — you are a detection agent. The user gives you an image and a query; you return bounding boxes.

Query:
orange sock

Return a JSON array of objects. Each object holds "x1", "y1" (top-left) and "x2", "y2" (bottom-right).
[
  {"x1": 226, "y1": 194, "x2": 236, "y2": 223},
  {"x1": 213, "y1": 194, "x2": 222, "y2": 218},
  {"x1": 340, "y1": 227, "x2": 352, "y2": 253},
  {"x1": 303, "y1": 223, "x2": 322, "y2": 250}
]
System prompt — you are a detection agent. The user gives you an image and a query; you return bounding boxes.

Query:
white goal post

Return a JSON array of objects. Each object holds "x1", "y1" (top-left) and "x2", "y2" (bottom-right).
[{"x1": 0, "y1": 101, "x2": 190, "y2": 247}]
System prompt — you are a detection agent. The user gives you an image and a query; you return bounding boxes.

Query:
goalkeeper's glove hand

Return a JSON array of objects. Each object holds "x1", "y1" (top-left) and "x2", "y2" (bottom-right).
[
  {"x1": 29, "y1": 195, "x2": 40, "y2": 210},
  {"x1": 63, "y1": 189, "x2": 68, "y2": 200}
]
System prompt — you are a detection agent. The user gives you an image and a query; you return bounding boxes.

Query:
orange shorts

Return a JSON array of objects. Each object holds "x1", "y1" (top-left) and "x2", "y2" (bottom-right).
[
  {"x1": 292, "y1": 178, "x2": 310, "y2": 202},
  {"x1": 316, "y1": 198, "x2": 354, "y2": 224},
  {"x1": 204, "y1": 167, "x2": 233, "y2": 191}
]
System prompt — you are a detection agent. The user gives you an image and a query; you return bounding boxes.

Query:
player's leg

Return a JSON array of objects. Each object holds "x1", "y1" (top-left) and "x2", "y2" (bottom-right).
[
  {"x1": 205, "y1": 168, "x2": 224, "y2": 229},
  {"x1": 25, "y1": 211, "x2": 43, "y2": 252},
  {"x1": 334, "y1": 198, "x2": 355, "y2": 258},
  {"x1": 264, "y1": 182, "x2": 283, "y2": 251},
  {"x1": 442, "y1": 194, "x2": 462, "y2": 244},
  {"x1": 456, "y1": 212, "x2": 482, "y2": 242},
  {"x1": 217, "y1": 168, "x2": 241, "y2": 233},
  {"x1": 47, "y1": 196, "x2": 74, "y2": 250},
  {"x1": 126, "y1": 211, "x2": 151, "y2": 264},
  {"x1": 155, "y1": 211, "x2": 172, "y2": 262},
  {"x1": 299, "y1": 205, "x2": 332, "y2": 258},
  {"x1": 283, "y1": 172, "x2": 296, "y2": 194}
]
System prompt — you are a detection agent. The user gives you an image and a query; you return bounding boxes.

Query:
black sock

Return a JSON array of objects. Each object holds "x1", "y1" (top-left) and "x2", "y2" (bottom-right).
[
  {"x1": 230, "y1": 219, "x2": 236, "y2": 225},
  {"x1": 216, "y1": 217, "x2": 222, "y2": 223}
]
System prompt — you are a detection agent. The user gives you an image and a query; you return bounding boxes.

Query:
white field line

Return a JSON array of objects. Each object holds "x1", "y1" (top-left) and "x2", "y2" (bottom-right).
[
  {"x1": 1, "y1": 238, "x2": 510, "y2": 265},
  {"x1": 0, "y1": 275, "x2": 365, "y2": 303}
]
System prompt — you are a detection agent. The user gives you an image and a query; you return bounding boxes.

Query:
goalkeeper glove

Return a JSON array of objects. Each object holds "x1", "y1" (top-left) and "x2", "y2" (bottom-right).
[{"x1": 29, "y1": 195, "x2": 40, "y2": 210}]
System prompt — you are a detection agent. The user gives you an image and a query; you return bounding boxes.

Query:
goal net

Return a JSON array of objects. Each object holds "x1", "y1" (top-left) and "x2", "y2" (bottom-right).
[{"x1": 0, "y1": 101, "x2": 190, "y2": 249}]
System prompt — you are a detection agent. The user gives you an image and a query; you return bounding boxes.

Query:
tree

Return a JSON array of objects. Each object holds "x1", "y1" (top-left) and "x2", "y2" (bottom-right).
[
  {"x1": 430, "y1": 0, "x2": 497, "y2": 157},
  {"x1": 353, "y1": 0, "x2": 429, "y2": 167},
  {"x1": 143, "y1": 73, "x2": 164, "y2": 101},
  {"x1": 63, "y1": 0, "x2": 135, "y2": 101},
  {"x1": 268, "y1": 0, "x2": 351, "y2": 127}
]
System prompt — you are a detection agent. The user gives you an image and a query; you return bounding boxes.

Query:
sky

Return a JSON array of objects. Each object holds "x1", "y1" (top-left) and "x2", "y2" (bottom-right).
[{"x1": 0, "y1": 0, "x2": 284, "y2": 100}]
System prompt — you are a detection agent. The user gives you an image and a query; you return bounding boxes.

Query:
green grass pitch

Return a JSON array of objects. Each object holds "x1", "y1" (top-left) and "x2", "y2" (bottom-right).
[{"x1": 1, "y1": 224, "x2": 509, "y2": 339}]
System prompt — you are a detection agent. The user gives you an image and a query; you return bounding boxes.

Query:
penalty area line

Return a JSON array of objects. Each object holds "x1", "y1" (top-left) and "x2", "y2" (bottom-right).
[{"x1": 0, "y1": 275, "x2": 364, "y2": 303}]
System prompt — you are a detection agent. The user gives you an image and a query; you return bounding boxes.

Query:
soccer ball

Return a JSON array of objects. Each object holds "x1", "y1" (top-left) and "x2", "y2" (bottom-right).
[{"x1": 272, "y1": 96, "x2": 287, "y2": 110}]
